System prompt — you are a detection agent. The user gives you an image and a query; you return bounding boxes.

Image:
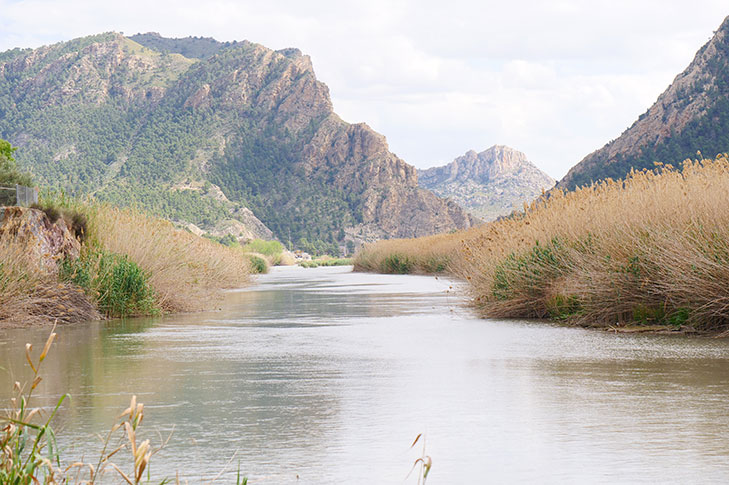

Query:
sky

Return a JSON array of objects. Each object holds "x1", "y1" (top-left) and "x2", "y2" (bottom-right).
[{"x1": 0, "y1": 1, "x2": 727, "y2": 179}]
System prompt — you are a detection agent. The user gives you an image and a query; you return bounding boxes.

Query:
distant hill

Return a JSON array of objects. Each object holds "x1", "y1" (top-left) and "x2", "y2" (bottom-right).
[
  {"x1": 0, "y1": 33, "x2": 474, "y2": 254},
  {"x1": 418, "y1": 145, "x2": 555, "y2": 221},
  {"x1": 560, "y1": 15, "x2": 729, "y2": 190}
]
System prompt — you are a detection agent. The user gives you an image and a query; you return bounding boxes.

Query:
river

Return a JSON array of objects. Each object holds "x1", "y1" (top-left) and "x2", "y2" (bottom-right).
[{"x1": 2, "y1": 266, "x2": 729, "y2": 483}]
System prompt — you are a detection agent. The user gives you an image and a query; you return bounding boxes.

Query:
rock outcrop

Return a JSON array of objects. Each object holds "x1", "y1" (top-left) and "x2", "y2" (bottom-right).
[
  {"x1": 0, "y1": 207, "x2": 80, "y2": 274},
  {"x1": 419, "y1": 145, "x2": 555, "y2": 221}
]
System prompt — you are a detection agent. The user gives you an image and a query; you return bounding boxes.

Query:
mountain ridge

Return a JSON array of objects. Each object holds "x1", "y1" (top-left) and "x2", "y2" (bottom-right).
[
  {"x1": 559, "y1": 15, "x2": 729, "y2": 189},
  {"x1": 0, "y1": 32, "x2": 475, "y2": 253}
]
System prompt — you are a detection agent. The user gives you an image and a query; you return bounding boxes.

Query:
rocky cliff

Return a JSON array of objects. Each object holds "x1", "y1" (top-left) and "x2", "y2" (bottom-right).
[
  {"x1": 0, "y1": 206, "x2": 80, "y2": 273},
  {"x1": 559, "y1": 15, "x2": 729, "y2": 189},
  {"x1": 0, "y1": 32, "x2": 474, "y2": 252},
  {"x1": 419, "y1": 145, "x2": 555, "y2": 221}
]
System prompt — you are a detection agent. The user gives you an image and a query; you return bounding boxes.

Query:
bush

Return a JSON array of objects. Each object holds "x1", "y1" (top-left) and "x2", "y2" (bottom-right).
[
  {"x1": 247, "y1": 254, "x2": 268, "y2": 274},
  {"x1": 95, "y1": 252, "x2": 158, "y2": 317},
  {"x1": 60, "y1": 249, "x2": 159, "y2": 318},
  {"x1": 0, "y1": 138, "x2": 32, "y2": 189}
]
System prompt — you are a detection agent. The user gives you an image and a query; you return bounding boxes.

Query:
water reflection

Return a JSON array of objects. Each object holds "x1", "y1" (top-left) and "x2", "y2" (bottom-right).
[{"x1": 2, "y1": 266, "x2": 729, "y2": 483}]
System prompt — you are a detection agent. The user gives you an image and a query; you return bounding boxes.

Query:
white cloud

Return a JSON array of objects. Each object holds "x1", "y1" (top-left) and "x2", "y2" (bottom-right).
[{"x1": 0, "y1": 0, "x2": 727, "y2": 178}]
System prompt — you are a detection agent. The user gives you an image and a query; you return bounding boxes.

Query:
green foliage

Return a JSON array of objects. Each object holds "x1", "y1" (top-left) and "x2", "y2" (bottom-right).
[
  {"x1": 59, "y1": 255, "x2": 93, "y2": 290},
  {"x1": 492, "y1": 238, "x2": 567, "y2": 301},
  {"x1": 241, "y1": 239, "x2": 283, "y2": 257},
  {"x1": 1, "y1": 331, "x2": 69, "y2": 484},
  {"x1": 299, "y1": 257, "x2": 352, "y2": 268},
  {"x1": 247, "y1": 254, "x2": 268, "y2": 274},
  {"x1": 59, "y1": 250, "x2": 159, "y2": 318},
  {"x1": 95, "y1": 252, "x2": 158, "y2": 318},
  {"x1": 0, "y1": 138, "x2": 32, "y2": 205},
  {"x1": 546, "y1": 294, "x2": 582, "y2": 320},
  {"x1": 203, "y1": 233, "x2": 240, "y2": 247},
  {"x1": 422, "y1": 256, "x2": 449, "y2": 273},
  {"x1": 218, "y1": 234, "x2": 239, "y2": 247},
  {"x1": 631, "y1": 305, "x2": 691, "y2": 328},
  {"x1": 380, "y1": 254, "x2": 413, "y2": 274},
  {"x1": 129, "y1": 32, "x2": 230, "y2": 59}
]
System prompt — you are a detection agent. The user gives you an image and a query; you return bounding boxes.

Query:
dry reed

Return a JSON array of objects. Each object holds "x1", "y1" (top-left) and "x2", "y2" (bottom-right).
[
  {"x1": 86, "y1": 204, "x2": 251, "y2": 313},
  {"x1": 355, "y1": 156, "x2": 729, "y2": 331},
  {"x1": 0, "y1": 239, "x2": 99, "y2": 325}
]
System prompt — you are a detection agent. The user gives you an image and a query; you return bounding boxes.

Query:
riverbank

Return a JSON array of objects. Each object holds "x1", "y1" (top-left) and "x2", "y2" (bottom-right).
[
  {"x1": 354, "y1": 156, "x2": 729, "y2": 334},
  {"x1": 0, "y1": 201, "x2": 252, "y2": 326}
]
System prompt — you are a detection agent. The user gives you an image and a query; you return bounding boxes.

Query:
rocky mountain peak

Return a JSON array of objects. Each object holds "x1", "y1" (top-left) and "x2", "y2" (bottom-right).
[
  {"x1": 419, "y1": 145, "x2": 555, "y2": 221},
  {"x1": 421, "y1": 145, "x2": 539, "y2": 186}
]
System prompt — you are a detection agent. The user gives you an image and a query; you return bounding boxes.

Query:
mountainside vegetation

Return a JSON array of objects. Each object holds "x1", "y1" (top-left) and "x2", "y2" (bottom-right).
[
  {"x1": 0, "y1": 32, "x2": 474, "y2": 254},
  {"x1": 559, "y1": 15, "x2": 729, "y2": 190}
]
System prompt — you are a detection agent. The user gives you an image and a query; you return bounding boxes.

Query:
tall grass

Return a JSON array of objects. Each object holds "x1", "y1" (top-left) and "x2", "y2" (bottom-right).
[
  {"x1": 86, "y1": 204, "x2": 251, "y2": 313},
  {"x1": 354, "y1": 231, "x2": 460, "y2": 275},
  {"x1": 1, "y1": 200, "x2": 252, "y2": 324},
  {"x1": 355, "y1": 156, "x2": 729, "y2": 332},
  {"x1": 0, "y1": 238, "x2": 100, "y2": 325}
]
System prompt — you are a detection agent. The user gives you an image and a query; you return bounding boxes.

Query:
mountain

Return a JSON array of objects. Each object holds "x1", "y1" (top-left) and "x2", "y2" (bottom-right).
[
  {"x1": 559, "y1": 16, "x2": 729, "y2": 190},
  {"x1": 0, "y1": 32, "x2": 474, "y2": 254},
  {"x1": 418, "y1": 145, "x2": 555, "y2": 221}
]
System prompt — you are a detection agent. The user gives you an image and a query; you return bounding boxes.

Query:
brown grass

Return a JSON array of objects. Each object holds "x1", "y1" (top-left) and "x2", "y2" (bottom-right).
[
  {"x1": 1, "y1": 202, "x2": 252, "y2": 325},
  {"x1": 354, "y1": 156, "x2": 729, "y2": 331},
  {"x1": 86, "y1": 204, "x2": 251, "y2": 313},
  {"x1": 353, "y1": 232, "x2": 462, "y2": 274},
  {"x1": 0, "y1": 239, "x2": 100, "y2": 325}
]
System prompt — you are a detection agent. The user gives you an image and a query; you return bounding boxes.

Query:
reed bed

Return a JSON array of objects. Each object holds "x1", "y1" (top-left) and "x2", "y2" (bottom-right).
[
  {"x1": 86, "y1": 204, "x2": 251, "y2": 313},
  {"x1": 1, "y1": 201, "x2": 252, "y2": 324},
  {"x1": 354, "y1": 232, "x2": 463, "y2": 274},
  {"x1": 355, "y1": 156, "x2": 729, "y2": 332}
]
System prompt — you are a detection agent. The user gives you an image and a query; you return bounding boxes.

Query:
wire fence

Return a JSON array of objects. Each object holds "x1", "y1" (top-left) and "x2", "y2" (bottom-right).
[{"x1": 0, "y1": 184, "x2": 38, "y2": 207}]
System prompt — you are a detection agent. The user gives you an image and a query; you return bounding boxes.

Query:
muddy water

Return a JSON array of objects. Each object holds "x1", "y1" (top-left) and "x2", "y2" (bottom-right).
[{"x1": 2, "y1": 266, "x2": 729, "y2": 483}]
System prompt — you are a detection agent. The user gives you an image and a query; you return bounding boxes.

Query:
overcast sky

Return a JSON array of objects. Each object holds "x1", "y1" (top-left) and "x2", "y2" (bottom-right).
[{"x1": 1, "y1": 1, "x2": 727, "y2": 178}]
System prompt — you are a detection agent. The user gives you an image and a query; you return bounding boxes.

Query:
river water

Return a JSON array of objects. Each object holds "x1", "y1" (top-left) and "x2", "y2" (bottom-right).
[{"x1": 2, "y1": 266, "x2": 729, "y2": 483}]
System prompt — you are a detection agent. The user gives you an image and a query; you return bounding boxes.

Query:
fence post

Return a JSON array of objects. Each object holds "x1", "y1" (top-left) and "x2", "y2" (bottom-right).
[{"x1": 14, "y1": 185, "x2": 38, "y2": 207}]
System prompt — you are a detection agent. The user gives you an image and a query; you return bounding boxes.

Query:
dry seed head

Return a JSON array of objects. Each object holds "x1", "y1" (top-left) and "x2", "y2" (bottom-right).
[
  {"x1": 39, "y1": 331, "x2": 57, "y2": 363},
  {"x1": 31, "y1": 376, "x2": 42, "y2": 390},
  {"x1": 25, "y1": 343, "x2": 37, "y2": 372},
  {"x1": 135, "y1": 439, "x2": 150, "y2": 468}
]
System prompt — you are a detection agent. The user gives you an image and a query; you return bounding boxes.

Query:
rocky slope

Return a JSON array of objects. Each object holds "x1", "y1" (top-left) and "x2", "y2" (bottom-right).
[
  {"x1": 0, "y1": 32, "x2": 474, "y2": 252},
  {"x1": 560, "y1": 15, "x2": 729, "y2": 189},
  {"x1": 419, "y1": 145, "x2": 555, "y2": 221}
]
